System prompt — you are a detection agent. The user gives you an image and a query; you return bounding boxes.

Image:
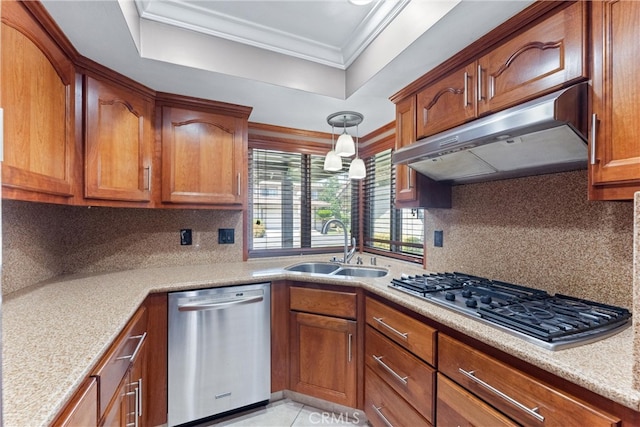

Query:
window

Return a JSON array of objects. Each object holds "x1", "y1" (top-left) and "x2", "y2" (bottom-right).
[
  {"x1": 249, "y1": 148, "x2": 353, "y2": 256},
  {"x1": 363, "y1": 149, "x2": 424, "y2": 261}
]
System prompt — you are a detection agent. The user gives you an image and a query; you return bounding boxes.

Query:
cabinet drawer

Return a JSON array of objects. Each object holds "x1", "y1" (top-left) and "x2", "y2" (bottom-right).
[
  {"x1": 365, "y1": 326, "x2": 435, "y2": 423},
  {"x1": 365, "y1": 366, "x2": 431, "y2": 427},
  {"x1": 91, "y1": 306, "x2": 147, "y2": 419},
  {"x1": 365, "y1": 297, "x2": 436, "y2": 365},
  {"x1": 290, "y1": 286, "x2": 357, "y2": 319},
  {"x1": 437, "y1": 373, "x2": 517, "y2": 427},
  {"x1": 439, "y1": 335, "x2": 620, "y2": 427}
]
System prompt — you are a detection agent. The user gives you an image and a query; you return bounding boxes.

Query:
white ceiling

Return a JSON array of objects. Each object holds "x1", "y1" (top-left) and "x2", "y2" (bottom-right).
[{"x1": 40, "y1": 0, "x2": 534, "y2": 135}]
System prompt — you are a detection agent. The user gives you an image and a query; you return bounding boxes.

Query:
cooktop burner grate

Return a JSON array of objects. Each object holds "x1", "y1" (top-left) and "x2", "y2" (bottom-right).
[{"x1": 389, "y1": 272, "x2": 631, "y2": 350}]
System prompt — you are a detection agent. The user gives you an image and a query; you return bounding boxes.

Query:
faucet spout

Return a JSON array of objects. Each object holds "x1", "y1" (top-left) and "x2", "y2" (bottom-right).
[{"x1": 321, "y1": 219, "x2": 353, "y2": 263}]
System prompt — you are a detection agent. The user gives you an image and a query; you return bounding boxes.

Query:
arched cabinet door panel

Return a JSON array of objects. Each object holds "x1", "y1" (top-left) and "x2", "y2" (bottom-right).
[{"x1": 1, "y1": 0, "x2": 77, "y2": 199}]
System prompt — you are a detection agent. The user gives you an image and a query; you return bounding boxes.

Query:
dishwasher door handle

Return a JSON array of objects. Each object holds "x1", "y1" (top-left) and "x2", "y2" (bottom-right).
[{"x1": 178, "y1": 295, "x2": 264, "y2": 311}]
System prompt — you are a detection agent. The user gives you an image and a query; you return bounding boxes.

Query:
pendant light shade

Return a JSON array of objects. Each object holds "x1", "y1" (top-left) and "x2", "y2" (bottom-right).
[
  {"x1": 335, "y1": 130, "x2": 355, "y2": 157},
  {"x1": 348, "y1": 157, "x2": 366, "y2": 179},
  {"x1": 323, "y1": 150, "x2": 342, "y2": 171}
]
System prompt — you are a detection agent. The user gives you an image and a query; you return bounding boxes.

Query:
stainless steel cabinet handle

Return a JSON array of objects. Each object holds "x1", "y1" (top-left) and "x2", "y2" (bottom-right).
[
  {"x1": 406, "y1": 167, "x2": 412, "y2": 189},
  {"x1": 463, "y1": 72, "x2": 469, "y2": 107},
  {"x1": 590, "y1": 113, "x2": 598, "y2": 165},
  {"x1": 237, "y1": 173, "x2": 241, "y2": 196},
  {"x1": 372, "y1": 405, "x2": 393, "y2": 427},
  {"x1": 144, "y1": 165, "x2": 151, "y2": 191},
  {"x1": 373, "y1": 355, "x2": 408, "y2": 385},
  {"x1": 178, "y1": 295, "x2": 263, "y2": 311},
  {"x1": 459, "y1": 368, "x2": 545, "y2": 422},
  {"x1": 373, "y1": 317, "x2": 408, "y2": 340},
  {"x1": 477, "y1": 64, "x2": 484, "y2": 102},
  {"x1": 348, "y1": 334, "x2": 353, "y2": 362},
  {"x1": 116, "y1": 332, "x2": 147, "y2": 362}
]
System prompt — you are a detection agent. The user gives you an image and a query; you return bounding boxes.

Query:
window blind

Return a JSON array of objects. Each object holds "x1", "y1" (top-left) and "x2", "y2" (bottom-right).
[
  {"x1": 249, "y1": 148, "x2": 352, "y2": 256},
  {"x1": 363, "y1": 149, "x2": 424, "y2": 260}
]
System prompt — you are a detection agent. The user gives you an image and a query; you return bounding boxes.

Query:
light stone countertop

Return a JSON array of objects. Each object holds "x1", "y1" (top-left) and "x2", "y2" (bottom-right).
[{"x1": 2, "y1": 254, "x2": 639, "y2": 426}]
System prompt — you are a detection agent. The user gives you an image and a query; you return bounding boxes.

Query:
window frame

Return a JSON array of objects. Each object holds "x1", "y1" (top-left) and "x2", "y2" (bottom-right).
[{"x1": 248, "y1": 136, "x2": 355, "y2": 259}]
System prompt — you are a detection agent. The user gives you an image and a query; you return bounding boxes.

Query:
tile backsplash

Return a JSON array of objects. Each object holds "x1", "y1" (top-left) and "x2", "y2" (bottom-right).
[
  {"x1": 2, "y1": 170, "x2": 635, "y2": 306},
  {"x1": 424, "y1": 170, "x2": 634, "y2": 309},
  {"x1": 2, "y1": 200, "x2": 242, "y2": 295}
]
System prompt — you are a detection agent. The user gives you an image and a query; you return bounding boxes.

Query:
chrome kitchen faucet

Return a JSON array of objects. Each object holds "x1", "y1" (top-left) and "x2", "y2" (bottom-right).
[{"x1": 321, "y1": 219, "x2": 356, "y2": 264}]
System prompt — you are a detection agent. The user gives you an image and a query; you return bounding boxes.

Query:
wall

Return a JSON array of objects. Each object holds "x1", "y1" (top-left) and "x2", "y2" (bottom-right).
[
  {"x1": 425, "y1": 170, "x2": 634, "y2": 309},
  {"x1": 2, "y1": 200, "x2": 243, "y2": 295}
]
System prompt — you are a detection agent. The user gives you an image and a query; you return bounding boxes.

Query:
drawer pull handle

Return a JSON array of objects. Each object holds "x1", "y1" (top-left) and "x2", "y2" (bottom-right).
[
  {"x1": 373, "y1": 355, "x2": 408, "y2": 385},
  {"x1": 116, "y1": 332, "x2": 147, "y2": 363},
  {"x1": 372, "y1": 405, "x2": 393, "y2": 427},
  {"x1": 373, "y1": 317, "x2": 408, "y2": 340},
  {"x1": 459, "y1": 368, "x2": 545, "y2": 422},
  {"x1": 590, "y1": 113, "x2": 598, "y2": 165}
]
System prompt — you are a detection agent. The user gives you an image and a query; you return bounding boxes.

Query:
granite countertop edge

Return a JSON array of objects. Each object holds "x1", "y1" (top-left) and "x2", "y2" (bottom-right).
[{"x1": 2, "y1": 255, "x2": 638, "y2": 426}]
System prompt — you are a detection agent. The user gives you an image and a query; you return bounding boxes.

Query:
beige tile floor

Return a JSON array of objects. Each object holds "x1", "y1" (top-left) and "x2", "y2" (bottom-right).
[{"x1": 202, "y1": 399, "x2": 368, "y2": 427}]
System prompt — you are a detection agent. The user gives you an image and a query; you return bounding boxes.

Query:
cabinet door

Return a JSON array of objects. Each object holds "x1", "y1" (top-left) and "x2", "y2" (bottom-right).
[
  {"x1": 416, "y1": 63, "x2": 476, "y2": 139},
  {"x1": 290, "y1": 311, "x2": 357, "y2": 408},
  {"x1": 101, "y1": 373, "x2": 128, "y2": 427},
  {"x1": 1, "y1": 0, "x2": 77, "y2": 199},
  {"x1": 85, "y1": 76, "x2": 153, "y2": 202},
  {"x1": 395, "y1": 96, "x2": 417, "y2": 205},
  {"x1": 437, "y1": 373, "x2": 517, "y2": 427},
  {"x1": 161, "y1": 106, "x2": 244, "y2": 205},
  {"x1": 589, "y1": 0, "x2": 640, "y2": 200},
  {"x1": 477, "y1": 1, "x2": 587, "y2": 115}
]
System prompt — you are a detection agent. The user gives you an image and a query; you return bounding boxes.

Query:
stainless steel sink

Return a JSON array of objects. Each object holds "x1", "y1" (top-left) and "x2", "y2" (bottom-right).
[
  {"x1": 333, "y1": 267, "x2": 388, "y2": 278},
  {"x1": 284, "y1": 262, "x2": 388, "y2": 278},
  {"x1": 284, "y1": 262, "x2": 341, "y2": 274}
]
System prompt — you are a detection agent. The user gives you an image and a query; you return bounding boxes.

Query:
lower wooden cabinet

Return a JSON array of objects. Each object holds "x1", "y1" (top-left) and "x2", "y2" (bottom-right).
[
  {"x1": 289, "y1": 286, "x2": 358, "y2": 408},
  {"x1": 437, "y1": 373, "x2": 517, "y2": 427},
  {"x1": 438, "y1": 334, "x2": 621, "y2": 427},
  {"x1": 290, "y1": 311, "x2": 357, "y2": 408},
  {"x1": 364, "y1": 366, "x2": 430, "y2": 427},
  {"x1": 52, "y1": 377, "x2": 98, "y2": 427}
]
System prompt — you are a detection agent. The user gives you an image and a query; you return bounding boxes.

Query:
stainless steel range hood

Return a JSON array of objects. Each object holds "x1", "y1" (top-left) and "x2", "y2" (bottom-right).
[{"x1": 392, "y1": 83, "x2": 589, "y2": 184}]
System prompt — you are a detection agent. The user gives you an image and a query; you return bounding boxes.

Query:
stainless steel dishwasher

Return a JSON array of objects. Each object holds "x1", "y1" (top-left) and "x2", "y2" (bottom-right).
[{"x1": 168, "y1": 282, "x2": 271, "y2": 426}]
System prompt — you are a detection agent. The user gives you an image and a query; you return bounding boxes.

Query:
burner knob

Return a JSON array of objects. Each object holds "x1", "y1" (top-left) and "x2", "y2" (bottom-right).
[
  {"x1": 480, "y1": 295, "x2": 492, "y2": 304},
  {"x1": 465, "y1": 298, "x2": 478, "y2": 308},
  {"x1": 444, "y1": 292, "x2": 456, "y2": 301},
  {"x1": 462, "y1": 289, "x2": 473, "y2": 298}
]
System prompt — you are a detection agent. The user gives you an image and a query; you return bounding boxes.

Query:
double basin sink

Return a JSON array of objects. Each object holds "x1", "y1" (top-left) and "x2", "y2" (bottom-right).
[{"x1": 284, "y1": 261, "x2": 388, "y2": 278}]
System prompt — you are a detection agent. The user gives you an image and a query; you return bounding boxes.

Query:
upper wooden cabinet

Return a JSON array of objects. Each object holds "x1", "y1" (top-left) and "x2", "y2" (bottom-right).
[
  {"x1": 416, "y1": 62, "x2": 477, "y2": 140},
  {"x1": 476, "y1": 1, "x2": 587, "y2": 115},
  {"x1": 588, "y1": 0, "x2": 640, "y2": 200},
  {"x1": 415, "y1": 1, "x2": 587, "y2": 141},
  {"x1": 85, "y1": 76, "x2": 154, "y2": 203},
  {"x1": 159, "y1": 97, "x2": 251, "y2": 207},
  {"x1": 1, "y1": 0, "x2": 78, "y2": 201},
  {"x1": 395, "y1": 97, "x2": 452, "y2": 209}
]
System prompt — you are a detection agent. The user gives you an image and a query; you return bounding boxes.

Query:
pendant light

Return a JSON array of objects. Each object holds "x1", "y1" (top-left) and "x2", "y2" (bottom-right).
[
  {"x1": 325, "y1": 111, "x2": 365, "y2": 179},
  {"x1": 348, "y1": 122, "x2": 366, "y2": 180},
  {"x1": 323, "y1": 124, "x2": 342, "y2": 171}
]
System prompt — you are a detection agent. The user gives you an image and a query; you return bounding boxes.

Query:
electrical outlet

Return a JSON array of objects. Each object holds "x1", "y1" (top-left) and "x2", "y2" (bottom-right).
[
  {"x1": 218, "y1": 228, "x2": 235, "y2": 244},
  {"x1": 180, "y1": 229, "x2": 192, "y2": 245},
  {"x1": 434, "y1": 230, "x2": 443, "y2": 247}
]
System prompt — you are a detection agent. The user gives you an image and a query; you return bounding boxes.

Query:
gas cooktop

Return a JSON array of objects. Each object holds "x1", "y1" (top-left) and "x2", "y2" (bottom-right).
[{"x1": 390, "y1": 272, "x2": 631, "y2": 350}]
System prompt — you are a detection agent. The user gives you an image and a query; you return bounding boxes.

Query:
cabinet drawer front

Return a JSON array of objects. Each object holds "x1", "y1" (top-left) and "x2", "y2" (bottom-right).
[
  {"x1": 365, "y1": 297, "x2": 436, "y2": 365},
  {"x1": 365, "y1": 327, "x2": 435, "y2": 423},
  {"x1": 91, "y1": 306, "x2": 147, "y2": 419},
  {"x1": 290, "y1": 286, "x2": 356, "y2": 319},
  {"x1": 437, "y1": 373, "x2": 517, "y2": 427},
  {"x1": 439, "y1": 335, "x2": 620, "y2": 427},
  {"x1": 365, "y1": 366, "x2": 431, "y2": 427}
]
